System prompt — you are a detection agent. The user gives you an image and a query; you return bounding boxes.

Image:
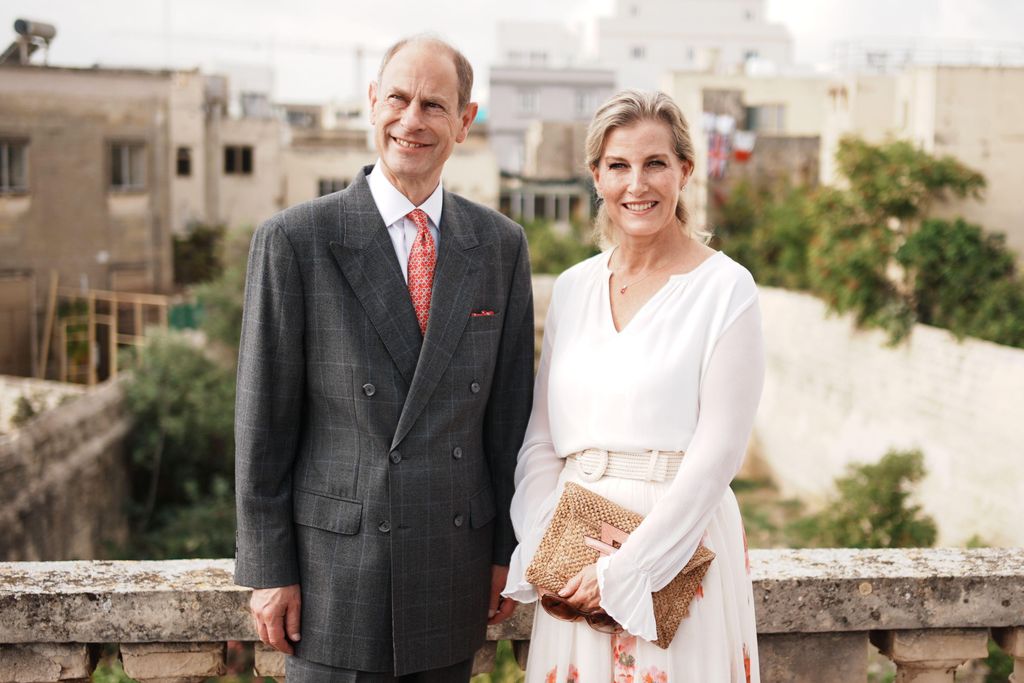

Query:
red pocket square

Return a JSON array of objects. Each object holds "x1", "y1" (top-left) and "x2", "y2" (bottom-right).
[{"x1": 471, "y1": 310, "x2": 496, "y2": 317}]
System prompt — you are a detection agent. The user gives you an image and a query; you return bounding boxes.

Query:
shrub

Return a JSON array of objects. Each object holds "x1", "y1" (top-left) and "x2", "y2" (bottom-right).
[{"x1": 787, "y1": 450, "x2": 938, "y2": 548}]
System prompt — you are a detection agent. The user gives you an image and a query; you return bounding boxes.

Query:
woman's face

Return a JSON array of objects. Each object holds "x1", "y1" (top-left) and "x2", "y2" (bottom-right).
[{"x1": 592, "y1": 119, "x2": 692, "y2": 242}]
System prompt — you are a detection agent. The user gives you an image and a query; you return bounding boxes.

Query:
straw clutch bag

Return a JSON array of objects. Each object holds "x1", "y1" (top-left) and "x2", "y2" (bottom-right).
[{"x1": 525, "y1": 481, "x2": 715, "y2": 649}]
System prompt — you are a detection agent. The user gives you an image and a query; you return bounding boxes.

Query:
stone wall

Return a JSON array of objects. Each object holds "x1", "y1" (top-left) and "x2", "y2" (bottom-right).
[
  {"x1": 755, "y1": 287, "x2": 1024, "y2": 546},
  {"x1": 2, "y1": 550, "x2": 1023, "y2": 681},
  {"x1": 0, "y1": 376, "x2": 84, "y2": 436},
  {"x1": 0, "y1": 379, "x2": 131, "y2": 561}
]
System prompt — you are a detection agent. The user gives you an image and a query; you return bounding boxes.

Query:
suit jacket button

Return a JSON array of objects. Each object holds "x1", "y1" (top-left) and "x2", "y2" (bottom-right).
[
  {"x1": 453, "y1": 513, "x2": 464, "y2": 528},
  {"x1": 362, "y1": 383, "x2": 376, "y2": 397},
  {"x1": 452, "y1": 447, "x2": 463, "y2": 460},
  {"x1": 390, "y1": 451, "x2": 402, "y2": 464},
  {"x1": 378, "y1": 520, "x2": 391, "y2": 533},
  {"x1": 470, "y1": 381, "x2": 481, "y2": 394}
]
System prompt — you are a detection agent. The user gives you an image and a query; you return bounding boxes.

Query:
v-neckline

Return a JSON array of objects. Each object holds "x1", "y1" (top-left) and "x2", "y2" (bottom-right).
[{"x1": 602, "y1": 249, "x2": 721, "y2": 335}]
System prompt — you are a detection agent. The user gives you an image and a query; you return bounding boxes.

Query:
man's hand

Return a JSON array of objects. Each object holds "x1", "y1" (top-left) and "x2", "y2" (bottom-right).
[
  {"x1": 250, "y1": 584, "x2": 302, "y2": 654},
  {"x1": 487, "y1": 565, "x2": 516, "y2": 625}
]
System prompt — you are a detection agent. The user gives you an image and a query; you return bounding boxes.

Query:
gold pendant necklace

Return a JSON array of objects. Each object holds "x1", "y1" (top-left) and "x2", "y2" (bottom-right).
[{"x1": 614, "y1": 262, "x2": 674, "y2": 294}]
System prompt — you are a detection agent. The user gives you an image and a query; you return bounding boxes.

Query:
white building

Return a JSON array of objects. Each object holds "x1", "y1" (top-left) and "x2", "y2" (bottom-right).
[
  {"x1": 488, "y1": 65, "x2": 615, "y2": 175},
  {"x1": 822, "y1": 66, "x2": 1024, "y2": 259},
  {"x1": 597, "y1": 0, "x2": 793, "y2": 90}
]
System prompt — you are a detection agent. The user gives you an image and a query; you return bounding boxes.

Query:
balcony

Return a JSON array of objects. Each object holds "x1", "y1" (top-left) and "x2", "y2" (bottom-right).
[{"x1": 2, "y1": 548, "x2": 1022, "y2": 682}]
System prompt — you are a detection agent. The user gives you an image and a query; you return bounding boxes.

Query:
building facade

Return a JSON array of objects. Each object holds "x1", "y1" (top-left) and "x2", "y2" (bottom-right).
[{"x1": 597, "y1": 0, "x2": 793, "y2": 91}]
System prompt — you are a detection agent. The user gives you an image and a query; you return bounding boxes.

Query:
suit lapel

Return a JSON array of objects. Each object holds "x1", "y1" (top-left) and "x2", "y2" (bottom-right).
[
  {"x1": 329, "y1": 169, "x2": 422, "y2": 387},
  {"x1": 391, "y1": 192, "x2": 481, "y2": 450}
]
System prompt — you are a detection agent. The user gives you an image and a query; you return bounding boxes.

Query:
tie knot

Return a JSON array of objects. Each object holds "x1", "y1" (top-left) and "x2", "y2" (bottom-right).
[{"x1": 407, "y1": 209, "x2": 430, "y2": 233}]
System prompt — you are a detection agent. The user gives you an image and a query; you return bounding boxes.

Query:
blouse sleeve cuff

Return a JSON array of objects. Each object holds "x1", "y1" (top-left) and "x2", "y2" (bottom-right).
[
  {"x1": 501, "y1": 544, "x2": 540, "y2": 603},
  {"x1": 596, "y1": 552, "x2": 658, "y2": 642}
]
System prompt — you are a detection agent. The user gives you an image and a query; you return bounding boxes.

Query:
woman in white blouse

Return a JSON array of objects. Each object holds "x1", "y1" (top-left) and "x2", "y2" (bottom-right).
[{"x1": 502, "y1": 90, "x2": 764, "y2": 682}]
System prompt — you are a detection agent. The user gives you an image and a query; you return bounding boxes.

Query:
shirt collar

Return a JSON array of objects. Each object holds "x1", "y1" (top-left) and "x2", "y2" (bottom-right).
[{"x1": 367, "y1": 160, "x2": 444, "y2": 229}]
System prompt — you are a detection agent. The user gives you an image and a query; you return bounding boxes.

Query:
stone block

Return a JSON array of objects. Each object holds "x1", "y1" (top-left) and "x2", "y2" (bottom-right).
[
  {"x1": 871, "y1": 629, "x2": 989, "y2": 683},
  {"x1": 993, "y1": 627, "x2": 1024, "y2": 657},
  {"x1": 758, "y1": 632, "x2": 868, "y2": 683},
  {"x1": 120, "y1": 641, "x2": 225, "y2": 680},
  {"x1": 254, "y1": 643, "x2": 287, "y2": 677},
  {"x1": 0, "y1": 643, "x2": 91, "y2": 682},
  {"x1": 471, "y1": 641, "x2": 497, "y2": 676}
]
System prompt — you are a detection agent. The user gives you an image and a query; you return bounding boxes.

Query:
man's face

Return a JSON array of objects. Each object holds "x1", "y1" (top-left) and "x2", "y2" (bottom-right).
[{"x1": 369, "y1": 43, "x2": 477, "y2": 193}]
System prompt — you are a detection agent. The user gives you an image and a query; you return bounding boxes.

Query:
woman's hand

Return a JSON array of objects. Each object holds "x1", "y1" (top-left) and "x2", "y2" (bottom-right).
[{"x1": 559, "y1": 563, "x2": 602, "y2": 613}]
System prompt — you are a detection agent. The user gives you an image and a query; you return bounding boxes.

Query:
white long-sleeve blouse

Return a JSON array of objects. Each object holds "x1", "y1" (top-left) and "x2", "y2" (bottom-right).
[{"x1": 502, "y1": 248, "x2": 766, "y2": 641}]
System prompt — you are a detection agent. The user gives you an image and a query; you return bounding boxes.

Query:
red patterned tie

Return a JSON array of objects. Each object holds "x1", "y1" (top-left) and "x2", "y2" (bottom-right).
[{"x1": 406, "y1": 209, "x2": 436, "y2": 336}]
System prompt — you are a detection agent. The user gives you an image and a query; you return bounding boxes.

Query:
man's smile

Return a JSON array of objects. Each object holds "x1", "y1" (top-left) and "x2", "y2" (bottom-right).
[{"x1": 392, "y1": 135, "x2": 430, "y2": 149}]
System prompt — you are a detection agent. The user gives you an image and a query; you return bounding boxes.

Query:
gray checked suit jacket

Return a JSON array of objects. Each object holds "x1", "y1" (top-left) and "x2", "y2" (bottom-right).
[{"x1": 234, "y1": 165, "x2": 534, "y2": 675}]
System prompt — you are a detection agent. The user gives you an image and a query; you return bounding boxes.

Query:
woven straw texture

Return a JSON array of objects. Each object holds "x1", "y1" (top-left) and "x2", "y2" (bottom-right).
[{"x1": 526, "y1": 481, "x2": 714, "y2": 648}]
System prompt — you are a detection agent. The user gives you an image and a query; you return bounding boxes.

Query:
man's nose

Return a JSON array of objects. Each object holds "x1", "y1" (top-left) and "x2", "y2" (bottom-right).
[{"x1": 399, "y1": 101, "x2": 425, "y2": 130}]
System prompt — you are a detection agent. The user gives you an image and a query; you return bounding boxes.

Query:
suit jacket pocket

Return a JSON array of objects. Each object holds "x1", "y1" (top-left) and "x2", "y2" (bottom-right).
[
  {"x1": 293, "y1": 488, "x2": 363, "y2": 535},
  {"x1": 469, "y1": 486, "x2": 497, "y2": 529}
]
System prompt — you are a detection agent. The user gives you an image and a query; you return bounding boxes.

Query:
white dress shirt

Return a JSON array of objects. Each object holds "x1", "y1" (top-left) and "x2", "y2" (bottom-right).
[{"x1": 367, "y1": 161, "x2": 442, "y2": 283}]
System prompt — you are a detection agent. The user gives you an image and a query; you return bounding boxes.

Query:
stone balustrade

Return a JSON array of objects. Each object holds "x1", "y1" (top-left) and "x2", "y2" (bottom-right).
[{"x1": 1, "y1": 548, "x2": 1022, "y2": 682}]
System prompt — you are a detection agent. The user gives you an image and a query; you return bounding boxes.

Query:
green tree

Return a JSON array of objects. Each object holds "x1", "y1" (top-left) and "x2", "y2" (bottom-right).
[
  {"x1": 120, "y1": 332, "x2": 236, "y2": 558},
  {"x1": 788, "y1": 450, "x2": 938, "y2": 549},
  {"x1": 897, "y1": 218, "x2": 1024, "y2": 346},
  {"x1": 173, "y1": 223, "x2": 226, "y2": 286},
  {"x1": 523, "y1": 219, "x2": 599, "y2": 275},
  {"x1": 194, "y1": 226, "x2": 254, "y2": 352}
]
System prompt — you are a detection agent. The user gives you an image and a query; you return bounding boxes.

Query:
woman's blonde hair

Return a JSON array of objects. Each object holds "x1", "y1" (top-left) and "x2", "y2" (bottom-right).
[{"x1": 585, "y1": 89, "x2": 709, "y2": 248}]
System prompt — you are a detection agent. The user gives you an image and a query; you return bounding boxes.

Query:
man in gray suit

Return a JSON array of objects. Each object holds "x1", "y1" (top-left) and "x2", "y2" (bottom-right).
[{"x1": 234, "y1": 35, "x2": 534, "y2": 682}]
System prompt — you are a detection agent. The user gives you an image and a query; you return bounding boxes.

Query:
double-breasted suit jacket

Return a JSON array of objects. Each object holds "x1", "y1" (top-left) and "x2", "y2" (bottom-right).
[{"x1": 234, "y1": 165, "x2": 534, "y2": 675}]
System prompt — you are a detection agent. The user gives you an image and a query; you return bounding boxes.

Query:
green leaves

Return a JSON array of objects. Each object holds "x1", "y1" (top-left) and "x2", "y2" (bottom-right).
[
  {"x1": 120, "y1": 332, "x2": 236, "y2": 559},
  {"x1": 787, "y1": 450, "x2": 938, "y2": 549},
  {"x1": 715, "y1": 137, "x2": 1023, "y2": 347}
]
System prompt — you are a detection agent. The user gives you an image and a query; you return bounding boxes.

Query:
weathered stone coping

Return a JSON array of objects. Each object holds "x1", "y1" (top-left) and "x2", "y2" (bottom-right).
[{"x1": 2, "y1": 548, "x2": 1022, "y2": 644}]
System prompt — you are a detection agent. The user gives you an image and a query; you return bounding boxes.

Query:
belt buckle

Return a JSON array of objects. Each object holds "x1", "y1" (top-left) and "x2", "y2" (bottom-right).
[{"x1": 577, "y1": 449, "x2": 608, "y2": 482}]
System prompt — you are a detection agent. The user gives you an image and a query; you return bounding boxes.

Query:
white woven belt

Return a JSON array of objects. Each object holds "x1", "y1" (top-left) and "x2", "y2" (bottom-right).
[{"x1": 566, "y1": 448, "x2": 685, "y2": 483}]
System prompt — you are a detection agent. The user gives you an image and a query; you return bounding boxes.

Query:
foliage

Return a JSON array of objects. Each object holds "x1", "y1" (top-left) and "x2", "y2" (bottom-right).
[
  {"x1": 714, "y1": 136, "x2": 1023, "y2": 347},
  {"x1": 11, "y1": 395, "x2": 37, "y2": 427},
  {"x1": 120, "y1": 332, "x2": 236, "y2": 558},
  {"x1": 472, "y1": 640, "x2": 525, "y2": 683},
  {"x1": 834, "y1": 138, "x2": 984, "y2": 221},
  {"x1": 173, "y1": 223, "x2": 226, "y2": 286},
  {"x1": 897, "y1": 218, "x2": 1024, "y2": 346},
  {"x1": 787, "y1": 450, "x2": 938, "y2": 549},
  {"x1": 194, "y1": 226, "x2": 254, "y2": 352},
  {"x1": 523, "y1": 219, "x2": 599, "y2": 275}
]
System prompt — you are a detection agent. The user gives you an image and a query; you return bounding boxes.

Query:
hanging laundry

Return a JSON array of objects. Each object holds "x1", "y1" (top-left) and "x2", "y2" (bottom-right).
[
  {"x1": 708, "y1": 132, "x2": 730, "y2": 179},
  {"x1": 733, "y1": 130, "x2": 756, "y2": 162}
]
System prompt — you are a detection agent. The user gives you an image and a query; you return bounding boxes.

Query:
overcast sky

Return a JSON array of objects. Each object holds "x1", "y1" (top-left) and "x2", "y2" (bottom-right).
[{"x1": 2, "y1": 0, "x2": 1023, "y2": 103}]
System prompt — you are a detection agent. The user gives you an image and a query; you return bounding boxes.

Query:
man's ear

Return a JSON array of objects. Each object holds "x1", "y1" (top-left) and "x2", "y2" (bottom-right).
[
  {"x1": 368, "y1": 81, "x2": 379, "y2": 125},
  {"x1": 455, "y1": 102, "x2": 479, "y2": 143}
]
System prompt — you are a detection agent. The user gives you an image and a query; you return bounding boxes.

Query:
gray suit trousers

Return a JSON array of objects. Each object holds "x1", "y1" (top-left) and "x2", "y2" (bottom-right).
[{"x1": 285, "y1": 654, "x2": 474, "y2": 683}]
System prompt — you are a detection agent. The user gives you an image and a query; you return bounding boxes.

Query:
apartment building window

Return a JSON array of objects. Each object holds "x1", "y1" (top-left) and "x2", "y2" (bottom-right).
[
  {"x1": 318, "y1": 178, "x2": 347, "y2": 196},
  {"x1": 110, "y1": 141, "x2": 146, "y2": 191},
  {"x1": 575, "y1": 91, "x2": 598, "y2": 117},
  {"x1": 224, "y1": 145, "x2": 253, "y2": 175},
  {"x1": 0, "y1": 139, "x2": 28, "y2": 193},
  {"x1": 518, "y1": 90, "x2": 539, "y2": 116},
  {"x1": 176, "y1": 147, "x2": 192, "y2": 177},
  {"x1": 631, "y1": 45, "x2": 646, "y2": 59},
  {"x1": 744, "y1": 104, "x2": 786, "y2": 134}
]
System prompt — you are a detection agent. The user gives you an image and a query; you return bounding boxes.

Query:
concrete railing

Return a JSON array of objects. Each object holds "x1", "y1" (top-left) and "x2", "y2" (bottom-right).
[{"x1": 2, "y1": 548, "x2": 1023, "y2": 682}]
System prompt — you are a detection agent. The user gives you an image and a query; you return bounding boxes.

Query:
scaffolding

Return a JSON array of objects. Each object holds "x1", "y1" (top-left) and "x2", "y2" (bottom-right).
[{"x1": 54, "y1": 288, "x2": 169, "y2": 385}]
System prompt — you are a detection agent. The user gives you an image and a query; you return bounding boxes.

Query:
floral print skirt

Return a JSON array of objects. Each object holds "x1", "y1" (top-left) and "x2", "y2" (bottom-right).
[{"x1": 523, "y1": 470, "x2": 758, "y2": 683}]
